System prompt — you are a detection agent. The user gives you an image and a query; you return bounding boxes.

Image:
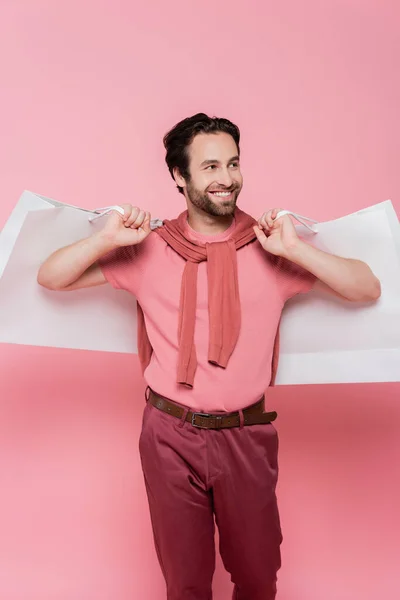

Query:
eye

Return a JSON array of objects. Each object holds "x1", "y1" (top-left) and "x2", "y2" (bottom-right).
[
  {"x1": 206, "y1": 165, "x2": 216, "y2": 170},
  {"x1": 229, "y1": 162, "x2": 239, "y2": 168}
]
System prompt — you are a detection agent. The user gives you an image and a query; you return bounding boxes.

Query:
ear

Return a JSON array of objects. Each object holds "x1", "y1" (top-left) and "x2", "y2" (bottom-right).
[{"x1": 173, "y1": 167, "x2": 187, "y2": 190}]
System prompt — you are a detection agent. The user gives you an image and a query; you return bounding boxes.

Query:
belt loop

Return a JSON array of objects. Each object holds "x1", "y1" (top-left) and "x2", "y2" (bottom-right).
[
  {"x1": 145, "y1": 386, "x2": 150, "y2": 402},
  {"x1": 239, "y1": 409, "x2": 244, "y2": 430},
  {"x1": 179, "y1": 407, "x2": 189, "y2": 428}
]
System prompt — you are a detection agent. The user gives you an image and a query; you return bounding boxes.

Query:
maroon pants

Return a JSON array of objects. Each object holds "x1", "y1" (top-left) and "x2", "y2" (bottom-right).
[{"x1": 138, "y1": 395, "x2": 283, "y2": 600}]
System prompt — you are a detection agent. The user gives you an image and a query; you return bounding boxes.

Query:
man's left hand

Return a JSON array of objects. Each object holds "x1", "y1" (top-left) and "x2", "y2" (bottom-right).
[
  {"x1": 253, "y1": 208, "x2": 299, "y2": 258},
  {"x1": 253, "y1": 208, "x2": 381, "y2": 302}
]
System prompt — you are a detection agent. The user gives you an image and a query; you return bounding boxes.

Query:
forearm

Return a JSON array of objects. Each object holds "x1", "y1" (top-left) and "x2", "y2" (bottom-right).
[
  {"x1": 37, "y1": 232, "x2": 116, "y2": 290},
  {"x1": 285, "y1": 240, "x2": 381, "y2": 302}
]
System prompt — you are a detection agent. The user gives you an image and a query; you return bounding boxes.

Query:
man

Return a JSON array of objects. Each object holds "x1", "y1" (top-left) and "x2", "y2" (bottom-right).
[{"x1": 37, "y1": 114, "x2": 381, "y2": 600}]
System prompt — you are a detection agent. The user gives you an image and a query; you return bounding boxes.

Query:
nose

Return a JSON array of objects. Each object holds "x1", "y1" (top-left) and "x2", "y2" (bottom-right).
[{"x1": 216, "y1": 167, "x2": 233, "y2": 188}]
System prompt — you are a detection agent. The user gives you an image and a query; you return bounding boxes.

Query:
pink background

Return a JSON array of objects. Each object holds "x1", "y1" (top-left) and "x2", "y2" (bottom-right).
[{"x1": 1, "y1": 1, "x2": 399, "y2": 599}]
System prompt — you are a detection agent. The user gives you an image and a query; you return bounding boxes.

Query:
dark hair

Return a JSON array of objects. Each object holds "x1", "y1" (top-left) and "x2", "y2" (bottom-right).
[{"x1": 163, "y1": 113, "x2": 241, "y2": 194}]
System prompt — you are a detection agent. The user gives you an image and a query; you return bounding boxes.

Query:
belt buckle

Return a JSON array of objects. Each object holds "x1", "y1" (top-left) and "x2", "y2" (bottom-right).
[{"x1": 191, "y1": 412, "x2": 222, "y2": 429}]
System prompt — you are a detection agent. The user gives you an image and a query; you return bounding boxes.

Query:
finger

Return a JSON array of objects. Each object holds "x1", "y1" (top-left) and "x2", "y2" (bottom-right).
[
  {"x1": 141, "y1": 212, "x2": 152, "y2": 234},
  {"x1": 117, "y1": 204, "x2": 132, "y2": 222},
  {"x1": 258, "y1": 210, "x2": 272, "y2": 229},
  {"x1": 108, "y1": 206, "x2": 127, "y2": 222},
  {"x1": 271, "y1": 208, "x2": 283, "y2": 223},
  {"x1": 131, "y1": 210, "x2": 148, "y2": 229},
  {"x1": 258, "y1": 212, "x2": 267, "y2": 228},
  {"x1": 259, "y1": 212, "x2": 272, "y2": 231},
  {"x1": 125, "y1": 206, "x2": 140, "y2": 227},
  {"x1": 253, "y1": 225, "x2": 268, "y2": 245},
  {"x1": 130, "y1": 209, "x2": 146, "y2": 229},
  {"x1": 266, "y1": 210, "x2": 275, "y2": 228}
]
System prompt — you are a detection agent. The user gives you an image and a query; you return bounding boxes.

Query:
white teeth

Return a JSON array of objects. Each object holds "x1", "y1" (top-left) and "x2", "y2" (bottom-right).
[{"x1": 212, "y1": 192, "x2": 231, "y2": 197}]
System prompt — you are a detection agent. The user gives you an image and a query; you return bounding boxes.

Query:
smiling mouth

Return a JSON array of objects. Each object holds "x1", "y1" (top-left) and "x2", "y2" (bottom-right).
[{"x1": 208, "y1": 190, "x2": 235, "y2": 198}]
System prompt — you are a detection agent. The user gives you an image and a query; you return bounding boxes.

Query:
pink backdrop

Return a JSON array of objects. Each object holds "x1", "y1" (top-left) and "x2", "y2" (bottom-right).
[{"x1": 1, "y1": 1, "x2": 399, "y2": 599}]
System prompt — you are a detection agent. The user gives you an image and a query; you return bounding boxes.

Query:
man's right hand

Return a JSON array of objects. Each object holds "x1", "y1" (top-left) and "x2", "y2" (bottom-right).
[
  {"x1": 100, "y1": 204, "x2": 152, "y2": 247},
  {"x1": 37, "y1": 204, "x2": 152, "y2": 292}
]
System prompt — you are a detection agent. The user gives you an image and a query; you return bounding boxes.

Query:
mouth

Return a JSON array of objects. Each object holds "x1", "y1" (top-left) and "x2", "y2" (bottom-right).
[{"x1": 208, "y1": 190, "x2": 236, "y2": 200}]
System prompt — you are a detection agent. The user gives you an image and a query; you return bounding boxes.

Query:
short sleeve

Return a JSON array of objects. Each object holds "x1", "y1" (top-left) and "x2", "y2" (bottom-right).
[
  {"x1": 98, "y1": 243, "x2": 141, "y2": 294},
  {"x1": 272, "y1": 255, "x2": 317, "y2": 302}
]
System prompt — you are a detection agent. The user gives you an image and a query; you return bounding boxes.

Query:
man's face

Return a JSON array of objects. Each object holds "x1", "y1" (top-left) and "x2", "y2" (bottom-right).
[{"x1": 180, "y1": 132, "x2": 243, "y2": 217}]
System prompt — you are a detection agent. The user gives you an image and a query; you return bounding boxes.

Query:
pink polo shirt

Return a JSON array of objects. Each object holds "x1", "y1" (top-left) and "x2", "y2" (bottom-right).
[{"x1": 98, "y1": 218, "x2": 316, "y2": 412}]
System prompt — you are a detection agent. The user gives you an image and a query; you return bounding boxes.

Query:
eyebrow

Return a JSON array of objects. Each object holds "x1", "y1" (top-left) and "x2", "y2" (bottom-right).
[{"x1": 200, "y1": 155, "x2": 240, "y2": 167}]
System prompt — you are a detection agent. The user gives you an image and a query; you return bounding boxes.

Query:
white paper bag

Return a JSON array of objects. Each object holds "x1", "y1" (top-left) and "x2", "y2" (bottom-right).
[
  {"x1": 0, "y1": 191, "x2": 138, "y2": 353},
  {"x1": 275, "y1": 200, "x2": 400, "y2": 384},
  {"x1": 1, "y1": 191, "x2": 399, "y2": 384}
]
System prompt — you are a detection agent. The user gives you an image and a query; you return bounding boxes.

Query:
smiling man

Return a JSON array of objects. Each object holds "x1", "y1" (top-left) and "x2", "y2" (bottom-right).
[
  {"x1": 37, "y1": 113, "x2": 381, "y2": 600},
  {"x1": 174, "y1": 134, "x2": 242, "y2": 216}
]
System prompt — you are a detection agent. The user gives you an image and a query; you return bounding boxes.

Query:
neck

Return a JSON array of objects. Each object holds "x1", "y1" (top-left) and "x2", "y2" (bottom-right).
[{"x1": 186, "y1": 203, "x2": 234, "y2": 235}]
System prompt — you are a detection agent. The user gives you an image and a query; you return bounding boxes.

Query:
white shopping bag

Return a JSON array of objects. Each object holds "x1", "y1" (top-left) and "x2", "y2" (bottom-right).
[
  {"x1": 0, "y1": 191, "x2": 399, "y2": 384},
  {"x1": 0, "y1": 191, "x2": 142, "y2": 353},
  {"x1": 275, "y1": 200, "x2": 400, "y2": 384}
]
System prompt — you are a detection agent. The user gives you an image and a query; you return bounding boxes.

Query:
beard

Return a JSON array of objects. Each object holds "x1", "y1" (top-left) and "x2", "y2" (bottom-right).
[{"x1": 185, "y1": 179, "x2": 242, "y2": 217}]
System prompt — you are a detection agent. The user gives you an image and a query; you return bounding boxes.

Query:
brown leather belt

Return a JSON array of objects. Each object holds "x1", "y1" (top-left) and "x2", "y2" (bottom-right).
[{"x1": 147, "y1": 388, "x2": 277, "y2": 430}]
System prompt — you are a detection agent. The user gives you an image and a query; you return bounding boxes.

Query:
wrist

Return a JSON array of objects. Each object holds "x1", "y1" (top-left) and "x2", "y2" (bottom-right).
[
  {"x1": 93, "y1": 230, "x2": 120, "y2": 254},
  {"x1": 282, "y1": 238, "x2": 308, "y2": 263}
]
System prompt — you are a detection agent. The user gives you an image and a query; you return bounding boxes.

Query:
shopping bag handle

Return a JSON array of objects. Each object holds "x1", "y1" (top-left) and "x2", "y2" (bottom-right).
[
  {"x1": 275, "y1": 210, "x2": 318, "y2": 233},
  {"x1": 88, "y1": 206, "x2": 163, "y2": 230}
]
